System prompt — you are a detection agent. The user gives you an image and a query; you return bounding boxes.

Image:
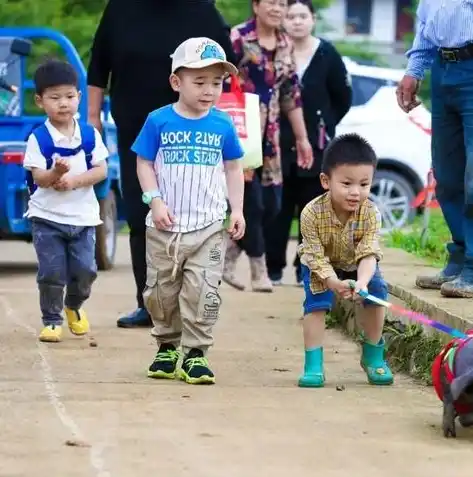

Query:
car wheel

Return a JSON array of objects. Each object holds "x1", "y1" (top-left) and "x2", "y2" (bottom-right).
[
  {"x1": 95, "y1": 189, "x2": 117, "y2": 271},
  {"x1": 369, "y1": 170, "x2": 416, "y2": 234}
]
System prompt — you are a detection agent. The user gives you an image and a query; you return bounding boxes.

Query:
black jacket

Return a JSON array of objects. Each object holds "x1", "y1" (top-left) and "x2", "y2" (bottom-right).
[
  {"x1": 87, "y1": 0, "x2": 236, "y2": 147},
  {"x1": 280, "y1": 39, "x2": 352, "y2": 178}
]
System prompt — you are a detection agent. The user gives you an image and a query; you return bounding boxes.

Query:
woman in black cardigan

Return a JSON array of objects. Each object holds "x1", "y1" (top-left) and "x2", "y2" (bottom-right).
[{"x1": 265, "y1": 0, "x2": 352, "y2": 285}]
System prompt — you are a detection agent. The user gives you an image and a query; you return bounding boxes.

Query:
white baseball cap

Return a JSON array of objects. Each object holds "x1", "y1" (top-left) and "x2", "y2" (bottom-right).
[{"x1": 170, "y1": 37, "x2": 238, "y2": 76}]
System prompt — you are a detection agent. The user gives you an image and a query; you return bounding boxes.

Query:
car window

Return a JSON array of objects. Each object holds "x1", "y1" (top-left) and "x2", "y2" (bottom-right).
[
  {"x1": 0, "y1": 38, "x2": 21, "y2": 117},
  {"x1": 351, "y1": 75, "x2": 396, "y2": 107}
]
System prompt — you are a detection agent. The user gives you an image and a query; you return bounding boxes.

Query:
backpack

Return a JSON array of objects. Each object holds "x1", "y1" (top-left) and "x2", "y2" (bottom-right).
[
  {"x1": 25, "y1": 121, "x2": 96, "y2": 195},
  {"x1": 432, "y1": 335, "x2": 473, "y2": 415}
]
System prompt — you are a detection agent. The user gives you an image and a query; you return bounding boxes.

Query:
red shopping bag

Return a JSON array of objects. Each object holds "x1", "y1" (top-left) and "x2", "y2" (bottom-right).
[{"x1": 217, "y1": 75, "x2": 248, "y2": 139}]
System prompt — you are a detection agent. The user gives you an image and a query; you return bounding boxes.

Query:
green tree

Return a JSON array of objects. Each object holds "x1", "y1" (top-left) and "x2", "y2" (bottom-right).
[{"x1": 0, "y1": 0, "x2": 334, "y2": 65}]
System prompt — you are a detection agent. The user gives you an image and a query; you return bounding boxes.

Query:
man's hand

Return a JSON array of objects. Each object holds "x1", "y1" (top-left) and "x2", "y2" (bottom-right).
[
  {"x1": 151, "y1": 199, "x2": 175, "y2": 230},
  {"x1": 227, "y1": 210, "x2": 246, "y2": 240},
  {"x1": 88, "y1": 114, "x2": 103, "y2": 134},
  {"x1": 296, "y1": 137, "x2": 313, "y2": 169},
  {"x1": 53, "y1": 175, "x2": 76, "y2": 191},
  {"x1": 325, "y1": 277, "x2": 353, "y2": 300},
  {"x1": 396, "y1": 75, "x2": 421, "y2": 113},
  {"x1": 53, "y1": 158, "x2": 70, "y2": 176}
]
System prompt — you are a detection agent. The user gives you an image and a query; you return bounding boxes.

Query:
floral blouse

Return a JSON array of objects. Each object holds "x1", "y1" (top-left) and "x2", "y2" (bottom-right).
[{"x1": 230, "y1": 18, "x2": 302, "y2": 186}]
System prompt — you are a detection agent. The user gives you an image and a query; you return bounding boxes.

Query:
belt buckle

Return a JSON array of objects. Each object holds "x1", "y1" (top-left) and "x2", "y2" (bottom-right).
[{"x1": 442, "y1": 49, "x2": 458, "y2": 62}]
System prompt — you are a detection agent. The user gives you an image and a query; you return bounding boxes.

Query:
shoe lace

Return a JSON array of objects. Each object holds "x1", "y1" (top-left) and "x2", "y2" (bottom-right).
[
  {"x1": 185, "y1": 356, "x2": 209, "y2": 369},
  {"x1": 154, "y1": 350, "x2": 179, "y2": 362}
]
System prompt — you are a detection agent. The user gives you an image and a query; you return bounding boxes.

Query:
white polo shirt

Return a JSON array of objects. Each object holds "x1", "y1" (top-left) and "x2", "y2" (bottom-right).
[{"x1": 23, "y1": 119, "x2": 109, "y2": 226}]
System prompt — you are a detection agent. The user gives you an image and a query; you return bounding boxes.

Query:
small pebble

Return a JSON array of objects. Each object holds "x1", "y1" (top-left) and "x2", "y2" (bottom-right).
[
  {"x1": 336, "y1": 384, "x2": 345, "y2": 391},
  {"x1": 65, "y1": 439, "x2": 90, "y2": 447},
  {"x1": 89, "y1": 340, "x2": 98, "y2": 348}
]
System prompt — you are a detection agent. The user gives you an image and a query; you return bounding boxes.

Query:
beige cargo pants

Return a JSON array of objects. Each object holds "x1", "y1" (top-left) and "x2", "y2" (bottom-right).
[{"x1": 143, "y1": 221, "x2": 226, "y2": 355}]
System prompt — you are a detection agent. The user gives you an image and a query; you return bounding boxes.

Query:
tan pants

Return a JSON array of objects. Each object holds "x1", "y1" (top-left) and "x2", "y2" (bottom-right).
[{"x1": 143, "y1": 221, "x2": 226, "y2": 354}]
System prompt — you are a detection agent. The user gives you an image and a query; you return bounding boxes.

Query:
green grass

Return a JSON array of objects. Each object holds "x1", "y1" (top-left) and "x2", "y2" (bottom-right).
[{"x1": 384, "y1": 209, "x2": 451, "y2": 267}]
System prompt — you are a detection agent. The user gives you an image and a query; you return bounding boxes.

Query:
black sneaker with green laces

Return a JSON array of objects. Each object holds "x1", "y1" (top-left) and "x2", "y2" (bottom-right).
[
  {"x1": 147, "y1": 343, "x2": 180, "y2": 379},
  {"x1": 179, "y1": 348, "x2": 215, "y2": 385}
]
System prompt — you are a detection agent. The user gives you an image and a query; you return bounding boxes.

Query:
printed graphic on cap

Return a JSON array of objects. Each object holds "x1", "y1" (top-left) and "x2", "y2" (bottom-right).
[{"x1": 201, "y1": 44, "x2": 224, "y2": 61}]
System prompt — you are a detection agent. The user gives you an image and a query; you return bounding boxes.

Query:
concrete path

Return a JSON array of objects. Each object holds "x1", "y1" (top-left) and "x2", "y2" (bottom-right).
[{"x1": 0, "y1": 237, "x2": 471, "y2": 477}]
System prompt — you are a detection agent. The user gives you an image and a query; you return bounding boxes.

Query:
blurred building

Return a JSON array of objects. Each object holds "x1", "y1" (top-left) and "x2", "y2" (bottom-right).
[{"x1": 320, "y1": 0, "x2": 414, "y2": 66}]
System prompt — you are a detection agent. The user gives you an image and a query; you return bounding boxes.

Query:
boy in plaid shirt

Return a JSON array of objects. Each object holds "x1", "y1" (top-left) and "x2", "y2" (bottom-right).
[{"x1": 297, "y1": 133, "x2": 393, "y2": 388}]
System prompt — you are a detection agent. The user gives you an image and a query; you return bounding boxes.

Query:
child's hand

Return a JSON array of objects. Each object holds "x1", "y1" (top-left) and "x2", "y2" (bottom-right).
[
  {"x1": 53, "y1": 158, "x2": 70, "y2": 176},
  {"x1": 326, "y1": 277, "x2": 353, "y2": 299},
  {"x1": 151, "y1": 199, "x2": 175, "y2": 229},
  {"x1": 353, "y1": 280, "x2": 368, "y2": 301},
  {"x1": 227, "y1": 210, "x2": 245, "y2": 240},
  {"x1": 52, "y1": 176, "x2": 76, "y2": 191}
]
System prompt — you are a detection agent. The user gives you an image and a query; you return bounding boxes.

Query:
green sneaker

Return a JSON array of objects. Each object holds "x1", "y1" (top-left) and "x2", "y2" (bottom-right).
[
  {"x1": 147, "y1": 343, "x2": 180, "y2": 379},
  {"x1": 179, "y1": 348, "x2": 215, "y2": 385}
]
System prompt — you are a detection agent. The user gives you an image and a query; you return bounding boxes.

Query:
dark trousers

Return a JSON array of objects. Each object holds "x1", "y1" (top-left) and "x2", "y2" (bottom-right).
[
  {"x1": 31, "y1": 218, "x2": 97, "y2": 326},
  {"x1": 266, "y1": 174, "x2": 324, "y2": 279},
  {"x1": 431, "y1": 56, "x2": 473, "y2": 266},
  {"x1": 117, "y1": 134, "x2": 149, "y2": 309},
  {"x1": 236, "y1": 173, "x2": 282, "y2": 258}
]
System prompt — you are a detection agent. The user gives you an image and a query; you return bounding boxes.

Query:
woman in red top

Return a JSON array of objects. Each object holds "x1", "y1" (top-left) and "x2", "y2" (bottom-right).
[{"x1": 223, "y1": 0, "x2": 313, "y2": 293}]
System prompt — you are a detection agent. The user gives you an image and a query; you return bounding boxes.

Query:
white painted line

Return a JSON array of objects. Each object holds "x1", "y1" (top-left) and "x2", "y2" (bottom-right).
[{"x1": 0, "y1": 295, "x2": 112, "y2": 477}]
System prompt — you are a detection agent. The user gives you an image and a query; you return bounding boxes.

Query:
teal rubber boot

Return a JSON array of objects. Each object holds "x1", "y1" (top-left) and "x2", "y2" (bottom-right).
[
  {"x1": 360, "y1": 339, "x2": 394, "y2": 385},
  {"x1": 298, "y1": 347, "x2": 325, "y2": 388}
]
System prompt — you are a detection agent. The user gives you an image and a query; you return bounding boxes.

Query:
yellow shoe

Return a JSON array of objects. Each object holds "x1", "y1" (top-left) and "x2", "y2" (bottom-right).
[
  {"x1": 39, "y1": 325, "x2": 63, "y2": 343},
  {"x1": 65, "y1": 307, "x2": 90, "y2": 336}
]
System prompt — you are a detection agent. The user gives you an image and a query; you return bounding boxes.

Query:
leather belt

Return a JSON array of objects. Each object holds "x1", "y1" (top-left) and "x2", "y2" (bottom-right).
[{"x1": 439, "y1": 43, "x2": 473, "y2": 63}]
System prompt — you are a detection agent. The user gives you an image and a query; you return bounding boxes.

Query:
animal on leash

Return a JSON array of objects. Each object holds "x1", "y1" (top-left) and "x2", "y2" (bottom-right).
[{"x1": 431, "y1": 331, "x2": 473, "y2": 438}]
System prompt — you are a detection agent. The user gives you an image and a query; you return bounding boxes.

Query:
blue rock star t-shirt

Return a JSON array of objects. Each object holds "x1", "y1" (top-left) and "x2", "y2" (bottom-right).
[{"x1": 132, "y1": 105, "x2": 243, "y2": 233}]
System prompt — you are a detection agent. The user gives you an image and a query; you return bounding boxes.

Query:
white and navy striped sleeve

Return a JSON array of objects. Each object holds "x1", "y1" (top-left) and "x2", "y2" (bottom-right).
[{"x1": 131, "y1": 111, "x2": 161, "y2": 161}]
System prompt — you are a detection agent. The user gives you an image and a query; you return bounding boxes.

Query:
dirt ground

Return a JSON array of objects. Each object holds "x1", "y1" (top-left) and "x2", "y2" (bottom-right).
[{"x1": 0, "y1": 237, "x2": 472, "y2": 477}]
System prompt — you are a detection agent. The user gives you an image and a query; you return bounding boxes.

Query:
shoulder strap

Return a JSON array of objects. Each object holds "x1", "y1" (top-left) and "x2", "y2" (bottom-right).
[
  {"x1": 32, "y1": 123, "x2": 55, "y2": 169},
  {"x1": 78, "y1": 122, "x2": 96, "y2": 170}
]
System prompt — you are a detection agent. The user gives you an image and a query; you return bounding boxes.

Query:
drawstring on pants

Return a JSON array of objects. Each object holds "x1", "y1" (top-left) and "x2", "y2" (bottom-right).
[{"x1": 166, "y1": 232, "x2": 182, "y2": 281}]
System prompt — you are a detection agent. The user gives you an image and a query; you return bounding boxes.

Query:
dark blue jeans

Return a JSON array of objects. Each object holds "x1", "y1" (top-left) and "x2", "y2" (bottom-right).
[
  {"x1": 31, "y1": 218, "x2": 97, "y2": 326},
  {"x1": 236, "y1": 174, "x2": 282, "y2": 258},
  {"x1": 431, "y1": 56, "x2": 473, "y2": 267}
]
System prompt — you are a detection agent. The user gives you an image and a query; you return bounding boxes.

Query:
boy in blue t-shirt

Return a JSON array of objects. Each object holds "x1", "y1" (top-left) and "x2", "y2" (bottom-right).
[{"x1": 133, "y1": 37, "x2": 245, "y2": 385}]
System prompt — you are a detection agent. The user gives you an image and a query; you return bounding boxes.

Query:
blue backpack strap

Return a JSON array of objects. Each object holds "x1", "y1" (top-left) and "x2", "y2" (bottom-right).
[
  {"x1": 78, "y1": 122, "x2": 96, "y2": 170},
  {"x1": 32, "y1": 123, "x2": 55, "y2": 169},
  {"x1": 26, "y1": 124, "x2": 56, "y2": 195}
]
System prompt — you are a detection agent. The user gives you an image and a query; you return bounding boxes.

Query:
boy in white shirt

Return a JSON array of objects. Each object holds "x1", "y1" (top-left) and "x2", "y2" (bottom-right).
[
  {"x1": 133, "y1": 37, "x2": 245, "y2": 384},
  {"x1": 23, "y1": 59, "x2": 109, "y2": 343}
]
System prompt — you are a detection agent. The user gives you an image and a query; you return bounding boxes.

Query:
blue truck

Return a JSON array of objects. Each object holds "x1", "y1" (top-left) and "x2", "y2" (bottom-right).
[{"x1": 0, "y1": 27, "x2": 125, "y2": 270}]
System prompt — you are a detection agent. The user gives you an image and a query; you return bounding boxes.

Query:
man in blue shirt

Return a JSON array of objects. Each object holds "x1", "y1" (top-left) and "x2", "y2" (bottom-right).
[{"x1": 397, "y1": 0, "x2": 473, "y2": 298}]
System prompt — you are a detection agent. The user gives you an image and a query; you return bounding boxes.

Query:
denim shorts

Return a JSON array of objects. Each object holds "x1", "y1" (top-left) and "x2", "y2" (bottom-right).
[{"x1": 302, "y1": 264, "x2": 388, "y2": 315}]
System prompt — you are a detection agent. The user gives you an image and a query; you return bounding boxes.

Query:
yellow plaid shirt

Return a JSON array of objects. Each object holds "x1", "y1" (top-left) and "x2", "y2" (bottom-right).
[{"x1": 298, "y1": 193, "x2": 382, "y2": 293}]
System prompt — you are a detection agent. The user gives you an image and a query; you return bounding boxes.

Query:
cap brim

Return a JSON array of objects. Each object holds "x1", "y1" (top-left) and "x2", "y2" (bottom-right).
[{"x1": 173, "y1": 58, "x2": 238, "y2": 76}]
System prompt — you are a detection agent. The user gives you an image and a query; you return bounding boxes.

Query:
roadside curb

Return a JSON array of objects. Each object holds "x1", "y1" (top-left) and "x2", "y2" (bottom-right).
[{"x1": 331, "y1": 261, "x2": 473, "y2": 385}]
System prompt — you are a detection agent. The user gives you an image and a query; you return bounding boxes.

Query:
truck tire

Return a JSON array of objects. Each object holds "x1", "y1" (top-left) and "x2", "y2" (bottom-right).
[{"x1": 95, "y1": 189, "x2": 117, "y2": 271}]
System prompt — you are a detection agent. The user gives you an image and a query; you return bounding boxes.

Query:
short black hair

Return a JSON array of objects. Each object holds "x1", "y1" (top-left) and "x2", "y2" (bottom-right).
[
  {"x1": 288, "y1": 0, "x2": 315, "y2": 13},
  {"x1": 321, "y1": 133, "x2": 377, "y2": 175},
  {"x1": 34, "y1": 59, "x2": 78, "y2": 96}
]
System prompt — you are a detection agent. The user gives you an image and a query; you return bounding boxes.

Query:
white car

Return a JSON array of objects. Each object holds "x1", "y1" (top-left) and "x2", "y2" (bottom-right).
[{"x1": 339, "y1": 57, "x2": 432, "y2": 233}]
